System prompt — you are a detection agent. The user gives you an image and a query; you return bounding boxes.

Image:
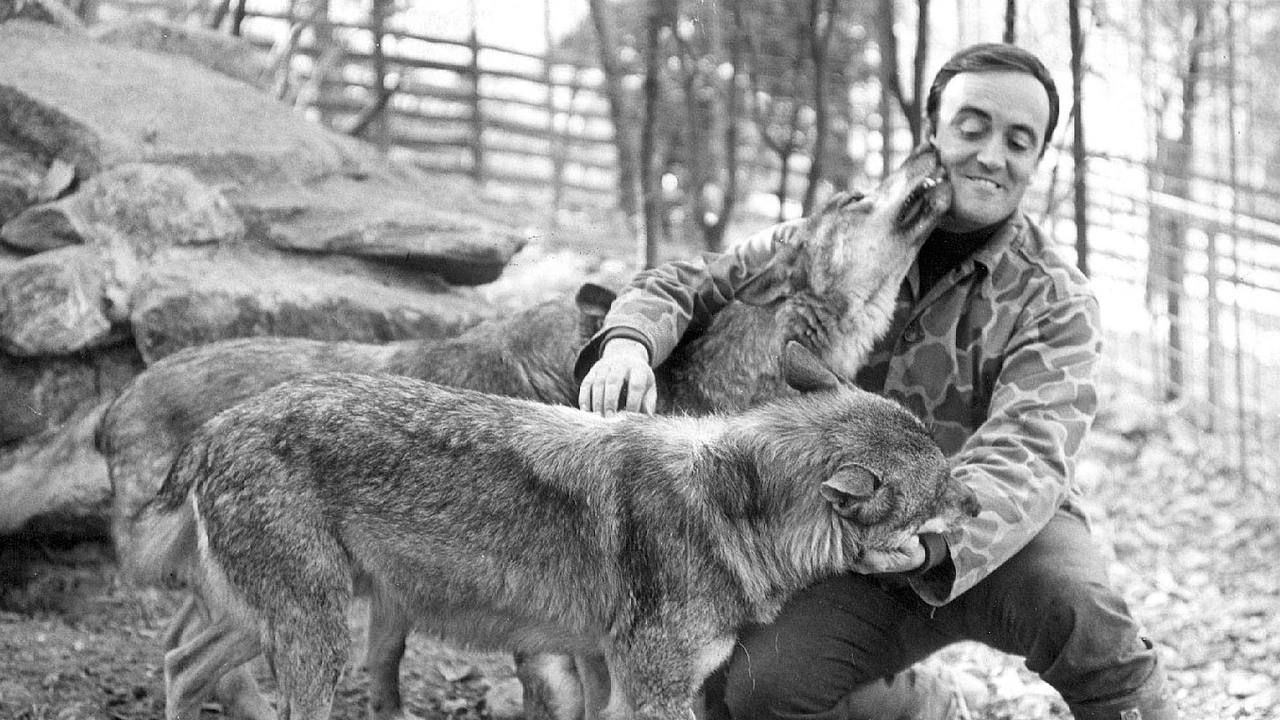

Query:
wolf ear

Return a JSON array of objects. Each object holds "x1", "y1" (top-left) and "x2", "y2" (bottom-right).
[
  {"x1": 820, "y1": 466, "x2": 882, "y2": 520},
  {"x1": 575, "y1": 282, "x2": 617, "y2": 338},
  {"x1": 782, "y1": 340, "x2": 841, "y2": 393}
]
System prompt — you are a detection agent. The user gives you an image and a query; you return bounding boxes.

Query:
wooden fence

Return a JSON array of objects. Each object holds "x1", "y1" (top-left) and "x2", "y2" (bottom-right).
[{"x1": 239, "y1": 8, "x2": 620, "y2": 207}]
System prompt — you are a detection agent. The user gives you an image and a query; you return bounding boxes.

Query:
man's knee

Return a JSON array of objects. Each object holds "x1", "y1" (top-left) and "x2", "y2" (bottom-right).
[
  {"x1": 1011, "y1": 568, "x2": 1159, "y2": 702},
  {"x1": 720, "y1": 648, "x2": 874, "y2": 720}
]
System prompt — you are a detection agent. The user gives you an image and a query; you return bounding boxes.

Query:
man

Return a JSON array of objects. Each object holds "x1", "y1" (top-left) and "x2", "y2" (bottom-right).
[{"x1": 575, "y1": 44, "x2": 1176, "y2": 720}]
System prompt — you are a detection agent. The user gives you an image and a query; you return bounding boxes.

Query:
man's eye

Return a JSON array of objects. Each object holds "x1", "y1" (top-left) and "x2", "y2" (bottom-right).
[
  {"x1": 1008, "y1": 133, "x2": 1036, "y2": 153},
  {"x1": 956, "y1": 118, "x2": 987, "y2": 138}
]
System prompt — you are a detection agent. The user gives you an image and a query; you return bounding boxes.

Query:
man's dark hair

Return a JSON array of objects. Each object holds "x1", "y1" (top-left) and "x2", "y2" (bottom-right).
[{"x1": 924, "y1": 43, "x2": 1060, "y2": 157}]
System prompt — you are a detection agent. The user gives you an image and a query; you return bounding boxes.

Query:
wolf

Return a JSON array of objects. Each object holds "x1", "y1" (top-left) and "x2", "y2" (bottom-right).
[
  {"x1": 101, "y1": 141, "x2": 952, "y2": 719},
  {"x1": 136, "y1": 344, "x2": 979, "y2": 720}
]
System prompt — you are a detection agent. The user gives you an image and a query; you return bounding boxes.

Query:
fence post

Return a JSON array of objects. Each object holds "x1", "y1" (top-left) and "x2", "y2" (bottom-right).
[
  {"x1": 544, "y1": 0, "x2": 565, "y2": 221},
  {"x1": 468, "y1": 28, "x2": 485, "y2": 184}
]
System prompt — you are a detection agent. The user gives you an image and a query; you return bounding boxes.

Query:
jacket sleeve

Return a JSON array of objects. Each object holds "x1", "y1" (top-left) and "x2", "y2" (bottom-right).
[
  {"x1": 909, "y1": 289, "x2": 1102, "y2": 605},
  {"x1": 574, "y1": 220, "x2": 804, "y2": 379}
]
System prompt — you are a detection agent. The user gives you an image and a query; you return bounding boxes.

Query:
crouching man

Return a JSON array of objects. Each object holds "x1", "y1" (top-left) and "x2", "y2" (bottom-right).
[{"x1": 577, "y1": 43, "x2": 1176, "y2": 720}]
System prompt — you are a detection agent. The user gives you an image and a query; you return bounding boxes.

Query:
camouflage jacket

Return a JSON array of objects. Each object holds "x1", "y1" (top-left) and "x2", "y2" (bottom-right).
[{"x1": 576, "y1": 211, "x2": 1101, "y2": 605}]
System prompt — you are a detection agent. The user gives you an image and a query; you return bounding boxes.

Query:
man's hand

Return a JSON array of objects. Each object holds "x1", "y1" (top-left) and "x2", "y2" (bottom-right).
[
  {"x1": 850, "y1": 534, "x2": 928, "y2": 575},
  {"x1": 578, "y1": 338, "x2": 658, "y2": 417}
]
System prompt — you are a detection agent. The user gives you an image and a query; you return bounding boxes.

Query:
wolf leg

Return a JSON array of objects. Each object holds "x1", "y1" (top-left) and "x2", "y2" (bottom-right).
[
  {"x1": 267, "y1": 603, "x2": 351, "y2": 720},
  {"x1": 364, "y1": 591, "x2": 418, "y2": 720},
  {"x1": 163, "y1": 593, "x2": 276, "y2": 720},
  {"x1": 164, "y1": 615, "x2": 264, "y2": 720},
  {"x1": 576, "y1": 653, "x2": 611, "y2": 720},
  {"x1": 616, "y1": 626, "x2": 730, "y2": 720},
  {"x1": 517, "y1": 652, "x2": 583, "y2": 720},
  {"x1": 161, "y1": 594, "x2": 197, "y2": 651}
]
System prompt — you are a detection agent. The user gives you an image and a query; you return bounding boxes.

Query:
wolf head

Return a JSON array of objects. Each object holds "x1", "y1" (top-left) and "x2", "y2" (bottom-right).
[{"x1": 769, "y1": 342, "x2": 979, "y2": 565}]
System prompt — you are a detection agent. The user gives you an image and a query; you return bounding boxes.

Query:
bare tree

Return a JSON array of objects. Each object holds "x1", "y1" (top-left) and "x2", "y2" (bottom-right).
[
  {"x1": 639, "y1": 0, "x2": 676, "y2": 266},
  {"x1": 876, "y1": 0, "x2": 931, "y2": 169},
  {"x1": 1068, "y1": 0, "x2": 1087, "y2": 276},
  {"x1": 1147, "y1": 0, "x2": 1209, "y2": 401},
  {"x1": 588, "y1": 0, "x2": 642, "y2": 228},
  {"x1": 801, "y1": 0, "x2": 841, "y2": 215}
]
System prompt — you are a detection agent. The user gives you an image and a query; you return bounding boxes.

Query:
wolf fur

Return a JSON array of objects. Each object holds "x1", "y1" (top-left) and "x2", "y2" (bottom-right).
[
  {"x1": 139, "y1": 351, "x2": 977, "y2": 720},
  {"x1": 104, "y1": 142, "x2": 953, "y2": 720}
]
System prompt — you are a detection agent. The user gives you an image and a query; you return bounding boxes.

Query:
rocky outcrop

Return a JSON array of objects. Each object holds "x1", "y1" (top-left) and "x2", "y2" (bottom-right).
[{"x1": 0, "y1": 15, "x2": 540, "y2": 536}]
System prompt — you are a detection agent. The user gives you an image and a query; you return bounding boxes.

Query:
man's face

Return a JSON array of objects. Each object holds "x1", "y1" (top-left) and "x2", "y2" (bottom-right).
[{"x1": 930, "y1": 70, "x2": 1051, "y2": 232}]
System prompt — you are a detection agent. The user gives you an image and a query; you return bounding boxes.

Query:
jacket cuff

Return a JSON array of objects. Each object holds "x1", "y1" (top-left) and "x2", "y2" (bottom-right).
[
  {"x1": 572, "y1": 327, "x2": 655, "y2": 382},
  {"x1": 906, "y1": 533, "x2": 958, "y2": 606}
]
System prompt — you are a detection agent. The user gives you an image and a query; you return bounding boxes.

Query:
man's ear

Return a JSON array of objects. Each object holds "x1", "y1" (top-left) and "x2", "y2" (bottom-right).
[
  {"x1": 781, "y1": 340, "x2": 841, "y2": 393},
  {"x1": 820, "y1": 465, "x2": 883, "y2": 520}
]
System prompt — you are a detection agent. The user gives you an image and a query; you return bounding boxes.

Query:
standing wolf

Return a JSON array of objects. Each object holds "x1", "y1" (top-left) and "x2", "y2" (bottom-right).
[
  {"x1": 136, "y1": 349, "x2": 979, "y2": 720},
  {"x1": 101, "y1": 141, "x2": 951, "y2": 720}
]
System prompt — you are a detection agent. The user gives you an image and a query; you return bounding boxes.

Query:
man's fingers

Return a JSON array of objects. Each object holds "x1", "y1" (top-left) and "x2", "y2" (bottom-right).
[
  {"x1": 600, "y1": 375, "x2": 626, "y2": 417},
  {"x1": 641, "y1": 384, "x2": 657, "y2": 415},
  {"x1": 578, "y1": 372, "x2": 594, "y2": 411},
  {"x1": 623, "y1": 368, "x2": 648, "y2": 413}
]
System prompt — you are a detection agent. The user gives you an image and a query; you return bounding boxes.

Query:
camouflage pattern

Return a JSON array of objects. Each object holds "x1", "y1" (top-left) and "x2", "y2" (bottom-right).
[{"x1": 581, "y1": 211, "x2": 1101, "y2": 605}]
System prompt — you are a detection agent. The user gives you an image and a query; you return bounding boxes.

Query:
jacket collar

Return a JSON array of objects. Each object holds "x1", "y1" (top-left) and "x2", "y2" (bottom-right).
[{"x1": 907, "y1": 211, "x2": 1027, "y2": 303}]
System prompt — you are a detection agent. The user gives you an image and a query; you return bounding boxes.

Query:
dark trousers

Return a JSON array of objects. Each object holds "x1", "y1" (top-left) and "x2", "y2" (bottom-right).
[{"x1": 710, "y1": 511, "x2": 1168, "y2": 720}]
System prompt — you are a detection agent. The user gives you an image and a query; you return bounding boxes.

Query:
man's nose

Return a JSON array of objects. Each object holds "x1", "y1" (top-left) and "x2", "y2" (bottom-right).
[{"x1": 974, "y1": 134, "x2": 1003, "y2": 169}]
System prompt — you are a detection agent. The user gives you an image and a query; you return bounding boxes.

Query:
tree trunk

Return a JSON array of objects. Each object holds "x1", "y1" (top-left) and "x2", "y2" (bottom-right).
[
  {"x1": 875, "y1": 0, "x2": 898, "y2": 175},
  {"x1": 588, "y1": 0, "x2": 642, "y2": 223},
  {"x1": 1003, "y1": 0, "x2": 1016, "y2": 44},
  {"x1": 1068, "y1": 0, "x2": 1088, "y2": 276},
  {"x1": 1157, "y1": 2, "x2": 1207, "y2": 401},
  {"x1": 706, "y1": 0, "x2": 748, "y2": 251},
  {"x1": 639, "y1": 0, "x2": 673, "y2": 268},
  {"x1": 802, "y1": 0, "x2": 839, "y2": 215},
  {"x1": 909, "y1": 0, "x2": 930, "y2": 144}
]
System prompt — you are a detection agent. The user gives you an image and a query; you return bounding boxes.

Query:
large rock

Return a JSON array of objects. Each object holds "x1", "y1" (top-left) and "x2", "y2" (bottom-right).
[
  {"x1": 0, "y1": 20, "x2": 527, "y2": 281},
  {"x1": 0, "y1": 344, "x2": 141, "y2": 445},
  {"x1": 0, "y1": 245, "x2": 122, "y2": 355},
  {"x1": 0, "y1": 144, "x2": 46, "y2": 225},
  {"x1": 0, "y1": 403, "x2": 111, "y2": 537},
  {"x1": 234, "y1": 175, "x2": 525, "y2": 285},
  {"x1": 91, "y1": 17, "x2": 272, "y2": 91},
  {"x1": 129, "y1": 247, "x2": 494, "y2": 363},
  {"x1": 0, "y1": 19, "x2": 368, "y2": 183},
  {"x1": 1, "y1": 163, "x2": 244, "y2": 253}
]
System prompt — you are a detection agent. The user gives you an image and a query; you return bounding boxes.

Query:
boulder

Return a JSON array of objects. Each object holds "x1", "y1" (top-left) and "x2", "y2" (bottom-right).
[
  {"x1": 0, "y1": 19, "x2": 368, "y2": 182},
  {"x1": 0, "y1": 402, "x2": 111, "y2": 537},
  {"x1": 0, "y1": 145, "x2": 46, "y2": 226},
  {"x1": 91, "y1": 17, "x2": 272, "y2": 91},
  {"x1": 129, "y1": 247, "x2": 494, "y2": 363},
  {"x1": 233, "y1": 175, "x2": 525, "y2": 285},
  {"x1": 0, "y1": 344, "x2": 141, "y2": 445},
  {"x1": 0, "y1": 245, "x2": 122, "y2": 355},
  {"x1": 0, "y1": 20, "x2": 526, "y2": 281},
  {"x1": 1, "y1": 163, "x2": 244, "y2": 253}
]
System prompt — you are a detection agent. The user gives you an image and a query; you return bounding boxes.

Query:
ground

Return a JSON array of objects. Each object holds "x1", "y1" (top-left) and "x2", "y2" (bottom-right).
[{"x1": 1, "y1": 209, "x2": 1277, "y2": 719}]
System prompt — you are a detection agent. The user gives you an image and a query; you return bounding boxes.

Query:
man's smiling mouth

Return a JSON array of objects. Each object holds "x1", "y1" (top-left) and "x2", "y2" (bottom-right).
[{"x1": 965, "y1": 176, "x2": 1002, "y2": 190}]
